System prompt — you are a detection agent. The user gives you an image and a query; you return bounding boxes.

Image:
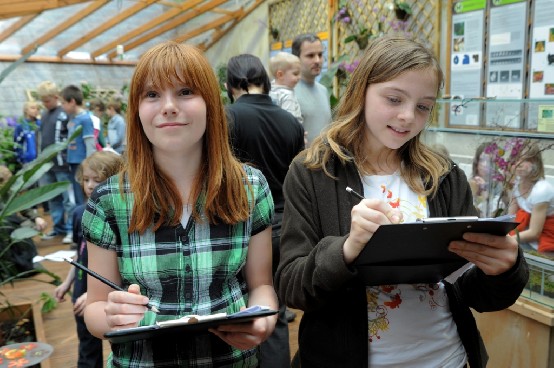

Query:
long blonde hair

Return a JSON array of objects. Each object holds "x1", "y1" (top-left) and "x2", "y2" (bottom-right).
[
  {"x1": 306, "y1": 36, "x2": 450, "y2": 197},
  {"x1": 125, "y1": 41, "x2": 251, "y2": 233}
]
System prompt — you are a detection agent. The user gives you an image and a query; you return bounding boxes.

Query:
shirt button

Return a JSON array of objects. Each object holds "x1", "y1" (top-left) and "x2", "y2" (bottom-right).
[
  {"x1": 181, "y1": 235, "x2": 188, "y2": 243},
  {"x1": 185, "y1": 265, "x2": 191, "y2": 273}
]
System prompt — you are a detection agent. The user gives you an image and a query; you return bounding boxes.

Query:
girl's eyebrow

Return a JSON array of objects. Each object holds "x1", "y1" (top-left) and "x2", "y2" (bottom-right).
[{"x1": 383, "y1": 87, "x2": 437, "y2": 102}]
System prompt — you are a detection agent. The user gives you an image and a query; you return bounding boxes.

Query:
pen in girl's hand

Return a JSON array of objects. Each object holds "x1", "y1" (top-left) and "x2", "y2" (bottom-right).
[
  {"x1": 63, "y1": 257, "x2": 160, "y2": 313},
  {"x1": 346, "y1": 186, "x2": 365, "y2": 201}
]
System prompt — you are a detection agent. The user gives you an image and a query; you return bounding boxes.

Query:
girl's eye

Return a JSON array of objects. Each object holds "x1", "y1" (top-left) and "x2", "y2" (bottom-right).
[
  {"x1": 179, "y1": 88, "x2": 194, "y2": 96},
  {"x1": 387, "y1": 97, "x2": 401, "y2": 104},
  {"x1": 145, "y1": 91, "x2": 158, "y2": 98},
  {"x1": 417, "y1": 104, "x2": 432, "y2": 112}
]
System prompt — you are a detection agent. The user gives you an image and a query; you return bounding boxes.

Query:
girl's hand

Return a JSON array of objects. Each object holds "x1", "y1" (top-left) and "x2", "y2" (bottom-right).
[
  {"x1": 448, "y1": 233, "x2": 519, "y2": 275},
  {"x1": 104, "y1": 284, "x2": 150, "y2": 330},
  {"x1": 54, "y1": 282, "x2": 71, "y2": 302},
  {"x1": 34, "y1": 217, "x2": 47, "y2": 231},
  {"x1": 343, "y1": 198, "x2": 403, "y2": 264},
  {"x1": 210, "y1": 314, "x2": 274, "y2": 350},
  {"x1": 74, "y1": 292, "x2": 87, "y2": 316}
]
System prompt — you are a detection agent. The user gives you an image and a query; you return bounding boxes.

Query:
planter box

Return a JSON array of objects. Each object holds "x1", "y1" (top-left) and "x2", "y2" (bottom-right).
[
  {"x1": 473, "y1": 297, "x2": 554, "y2": 368},
  {"x1": 0, "y1": 303, "x2": 50, "y2": 368}
]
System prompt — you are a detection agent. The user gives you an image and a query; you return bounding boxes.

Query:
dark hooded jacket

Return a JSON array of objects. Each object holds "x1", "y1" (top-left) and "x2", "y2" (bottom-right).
[{"x1": 276, "y1": 151, "x2": 529, "y2": 368}]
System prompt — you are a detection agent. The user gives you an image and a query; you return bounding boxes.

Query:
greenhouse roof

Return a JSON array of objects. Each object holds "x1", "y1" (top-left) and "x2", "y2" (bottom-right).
[{"x1": 0, "y1": 0, "x2": 262, "y2": 65}]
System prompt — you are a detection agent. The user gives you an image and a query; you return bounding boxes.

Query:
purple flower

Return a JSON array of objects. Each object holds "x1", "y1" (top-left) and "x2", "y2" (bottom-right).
[
  {"x1": 342, "y1": 16, "x2": 351, "y2": 24},
  {"x1": 484, "y1": 143, "x2": 497, "y2": 154},
  {"x1": 6, "y1": 116, "x2": 17, "y2": 127}
]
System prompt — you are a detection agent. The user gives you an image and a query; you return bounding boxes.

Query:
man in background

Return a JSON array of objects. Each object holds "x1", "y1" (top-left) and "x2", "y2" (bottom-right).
[{"x1": 292, "y1": 33, "x2": 332, "y2": 145}]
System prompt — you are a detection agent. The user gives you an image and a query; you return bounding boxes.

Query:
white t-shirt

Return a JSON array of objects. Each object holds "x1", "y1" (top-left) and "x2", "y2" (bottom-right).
[
  {"x1": 362, "y1": 172, "x2": 467, "y2": 368},
  {"x1": 513, "y1": 178, "x2": 554, "y2": 215}
]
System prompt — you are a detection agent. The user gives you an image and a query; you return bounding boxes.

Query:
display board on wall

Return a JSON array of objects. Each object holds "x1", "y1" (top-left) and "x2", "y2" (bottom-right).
[
  {"x1": 485, "y1": 0, "x2": 528, "y2": 129},
  {"x1": 528, "y1": 0, "x2": 554, "y2": 132},
  {"x1": 448, "y1": 0, "x2": 486, "y2": 126},
  {"x1": 270, "y1": 32, "x2": 329, "y2": 82}
]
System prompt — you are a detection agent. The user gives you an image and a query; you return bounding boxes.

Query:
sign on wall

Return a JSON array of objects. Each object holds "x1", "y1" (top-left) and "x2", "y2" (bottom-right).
[
  {"x1": 449, "y1": 0, "x2": 486, "y2": 126},
  {"x1": 528, "y1": 0, "x2": 554, "y2": 131},
  {"x1": 485, "y1": 0, "x2": 528, "y2": 129}
]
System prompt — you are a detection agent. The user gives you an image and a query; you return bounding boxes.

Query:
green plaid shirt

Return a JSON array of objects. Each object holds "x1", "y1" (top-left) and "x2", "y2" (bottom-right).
[{"x1": 82, "y1": 165, "x2": 274, "y2": 367}]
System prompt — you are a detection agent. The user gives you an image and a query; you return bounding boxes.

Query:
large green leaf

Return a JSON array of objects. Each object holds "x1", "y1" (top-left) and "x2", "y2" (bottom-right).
[
  {"x1": 2, "y1": 182, "x2": 69, "y2": 217},
  {"x1": 10, "y1": 226, "x2": 39, "y2": 240},
  {"x1": 14, "y1": 162, "x2": 54, "y2": 193}
]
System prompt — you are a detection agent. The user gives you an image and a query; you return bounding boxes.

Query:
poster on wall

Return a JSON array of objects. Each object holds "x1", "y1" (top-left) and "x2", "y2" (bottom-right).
[
  {"x1": 485, "y1": 0, "x2": 528, "y2": 129},
  {"x1": 448, "y1": 0, "x2": 486, "y2": 126},
  {"x1": 538, "y1": 105, "x2": 554, "y2": 132},
  {"x1": 527, "y1": 0, "x2": 554, "y2": 131}
]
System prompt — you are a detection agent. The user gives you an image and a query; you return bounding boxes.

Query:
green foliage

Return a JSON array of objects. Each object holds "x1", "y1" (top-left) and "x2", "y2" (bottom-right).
[
  {"x1": 0, "y1": 125, "x2": 20, "y2": 173},
  {"x1": 319, "y1": 54, "x2": 351, "y2": 109},
  {"x1": 40, "y1": 292, "x2": 58, "y2": 313},
  {"x1": 216, "y1": 64, "x2": 231, "y2": 106},
  {"x1": 394, "y1": 0, "x2": 413, "y2": 15},
  {"x1": 80, "y1": 82, "x2": 94, "y2": 100},
  {"x1": 344, "y1": 26, "x2": 372, "y2": 50},
  {"x1": 0, "y1": 126, "x2": 81, "y2": 285},
  {"x1": 120, "y1": 83, "x2": 129, "y2": 113}
]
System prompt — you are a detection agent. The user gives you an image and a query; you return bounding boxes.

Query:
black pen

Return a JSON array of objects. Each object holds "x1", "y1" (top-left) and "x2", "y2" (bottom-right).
[
  {"x1": 346, "y1": 186, "x2": 365, "y2": 201},
  {"x1": 63, "y1": 257, "x2": 160, "y2": 313}
]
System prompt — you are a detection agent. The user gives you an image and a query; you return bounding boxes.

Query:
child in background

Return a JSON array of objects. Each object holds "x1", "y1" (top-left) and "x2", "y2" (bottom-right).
[
  {"x1": 82, "y1": 41, "x2": 277, "y2": 367},
  {"x1": 106, "y1": 99, "x2": 126, "y2": 155},
  {"x1": 469, "y1": 142, "x2": 505, "y2": 217},
  {"x1": 54, "y1": 151, "x2": 123, "y2": 368},
  {"x1": 269, "y1": 52, "x2": 303, "y2": 124},
  {"x1": 509, "y1": 143, "x2": 554, "y2": 255},
  {"x1": 37, "y1": 80, "x2": 73, "y2": 243},
  {"x1": 14, "y1": 101, "x2": 41, "y2": 165},
  {"x1": 61, "y1": 84, "x2": 97, "y2": 206},
  {"x1": 87, "y1": 99, "x2": 106, "y2": 151}
]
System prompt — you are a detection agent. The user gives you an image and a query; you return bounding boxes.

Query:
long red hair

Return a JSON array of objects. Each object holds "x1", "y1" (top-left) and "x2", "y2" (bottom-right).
[{"x1": 124, "y1": 41, "x2": 251, "y2": 233}]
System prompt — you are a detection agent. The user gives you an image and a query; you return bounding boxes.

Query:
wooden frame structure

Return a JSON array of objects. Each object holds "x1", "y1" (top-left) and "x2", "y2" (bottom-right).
[{"x1": 0, "y1": 0, "x2": 264, "y2": 65}]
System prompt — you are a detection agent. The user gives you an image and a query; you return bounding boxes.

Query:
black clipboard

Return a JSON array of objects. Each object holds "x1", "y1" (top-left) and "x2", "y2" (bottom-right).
[
  {"x1": 104, "y1": 309, "x2": 278, "y2": 344},
  {"x1": 353, "y1": 217, "x2": 518, "y2": 285}
]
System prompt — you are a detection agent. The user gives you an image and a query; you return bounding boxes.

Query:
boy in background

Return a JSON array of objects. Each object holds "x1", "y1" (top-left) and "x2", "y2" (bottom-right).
[
  {"x1": 60, "y1": 85, "x2": 97, "y2": 206},
  {"x1": 106, "y1": 99, "x2": 126, "y2": 155},
  {"x1": 269, "y1": 52, "x2": 303, "y2": 124},
  {"x1": 37, "y1": 81, "x2": 74, "y2": 245}
]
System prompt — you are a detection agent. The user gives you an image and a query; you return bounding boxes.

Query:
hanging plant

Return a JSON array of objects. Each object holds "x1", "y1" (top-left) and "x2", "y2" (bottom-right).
[
  {"x1": 270, "y1": 27, "x2": 279, "y2": 41},
  {"x1": 333, "y1": 0, "x2": 351, "y2": 24},
  {"x1": 344, "y1": 25, "x2": 373, "y2": 50},
  {"x1": 394, "y1": 0, "x2": 412, "y2": 21}
]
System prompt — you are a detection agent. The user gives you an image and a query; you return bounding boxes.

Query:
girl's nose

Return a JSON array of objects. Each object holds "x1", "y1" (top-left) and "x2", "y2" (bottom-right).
[
  {"x1": 161, "y1": 96, "x2": 178, "y2": 115},
  {"x1": 398, "y1": 105, "x2": 415, "y2": 122}
]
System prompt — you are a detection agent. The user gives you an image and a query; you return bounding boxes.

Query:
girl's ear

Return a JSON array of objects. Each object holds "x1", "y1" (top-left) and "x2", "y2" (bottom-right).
[{"x1": 275, "y1": 70, "x2": 284, "y2": 79}]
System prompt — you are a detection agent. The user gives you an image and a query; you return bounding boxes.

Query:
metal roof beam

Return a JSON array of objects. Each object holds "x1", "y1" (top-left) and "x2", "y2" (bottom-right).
[
  {"x1": 90, "y1": 0, "x2": 205, "y2": 59},
  {"x1": 58, "y1": 0, "x2": 159, "y2": 58},
  {"x1": 106, "y1": 0, "x2": 227, "y2": 59}
]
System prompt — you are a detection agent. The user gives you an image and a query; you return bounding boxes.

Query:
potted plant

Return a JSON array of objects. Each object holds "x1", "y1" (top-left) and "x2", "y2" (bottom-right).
[
  {"x1": 270, "y1": 27, "x2": 280, "y2": 41},
  {"x1": 0, "y1": 127, "x2": 82, "y2": 350},
  {"x1": 344, "y1": 24, "x2": 373, "y2": 50},
  {"x1": 394, "y1": 0, "x2": 412, "y2": 21}
]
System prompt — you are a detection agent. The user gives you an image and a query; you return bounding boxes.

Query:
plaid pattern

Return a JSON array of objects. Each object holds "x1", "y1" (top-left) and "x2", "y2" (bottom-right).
[{"x1": 82, "y1": 165, "x2": 274, "y2": 368}]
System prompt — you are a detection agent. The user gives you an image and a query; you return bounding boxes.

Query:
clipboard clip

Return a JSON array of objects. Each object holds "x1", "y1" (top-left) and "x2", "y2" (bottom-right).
[{"x1": 416, "y1": 216, "x2": 479, "y2": 223}]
